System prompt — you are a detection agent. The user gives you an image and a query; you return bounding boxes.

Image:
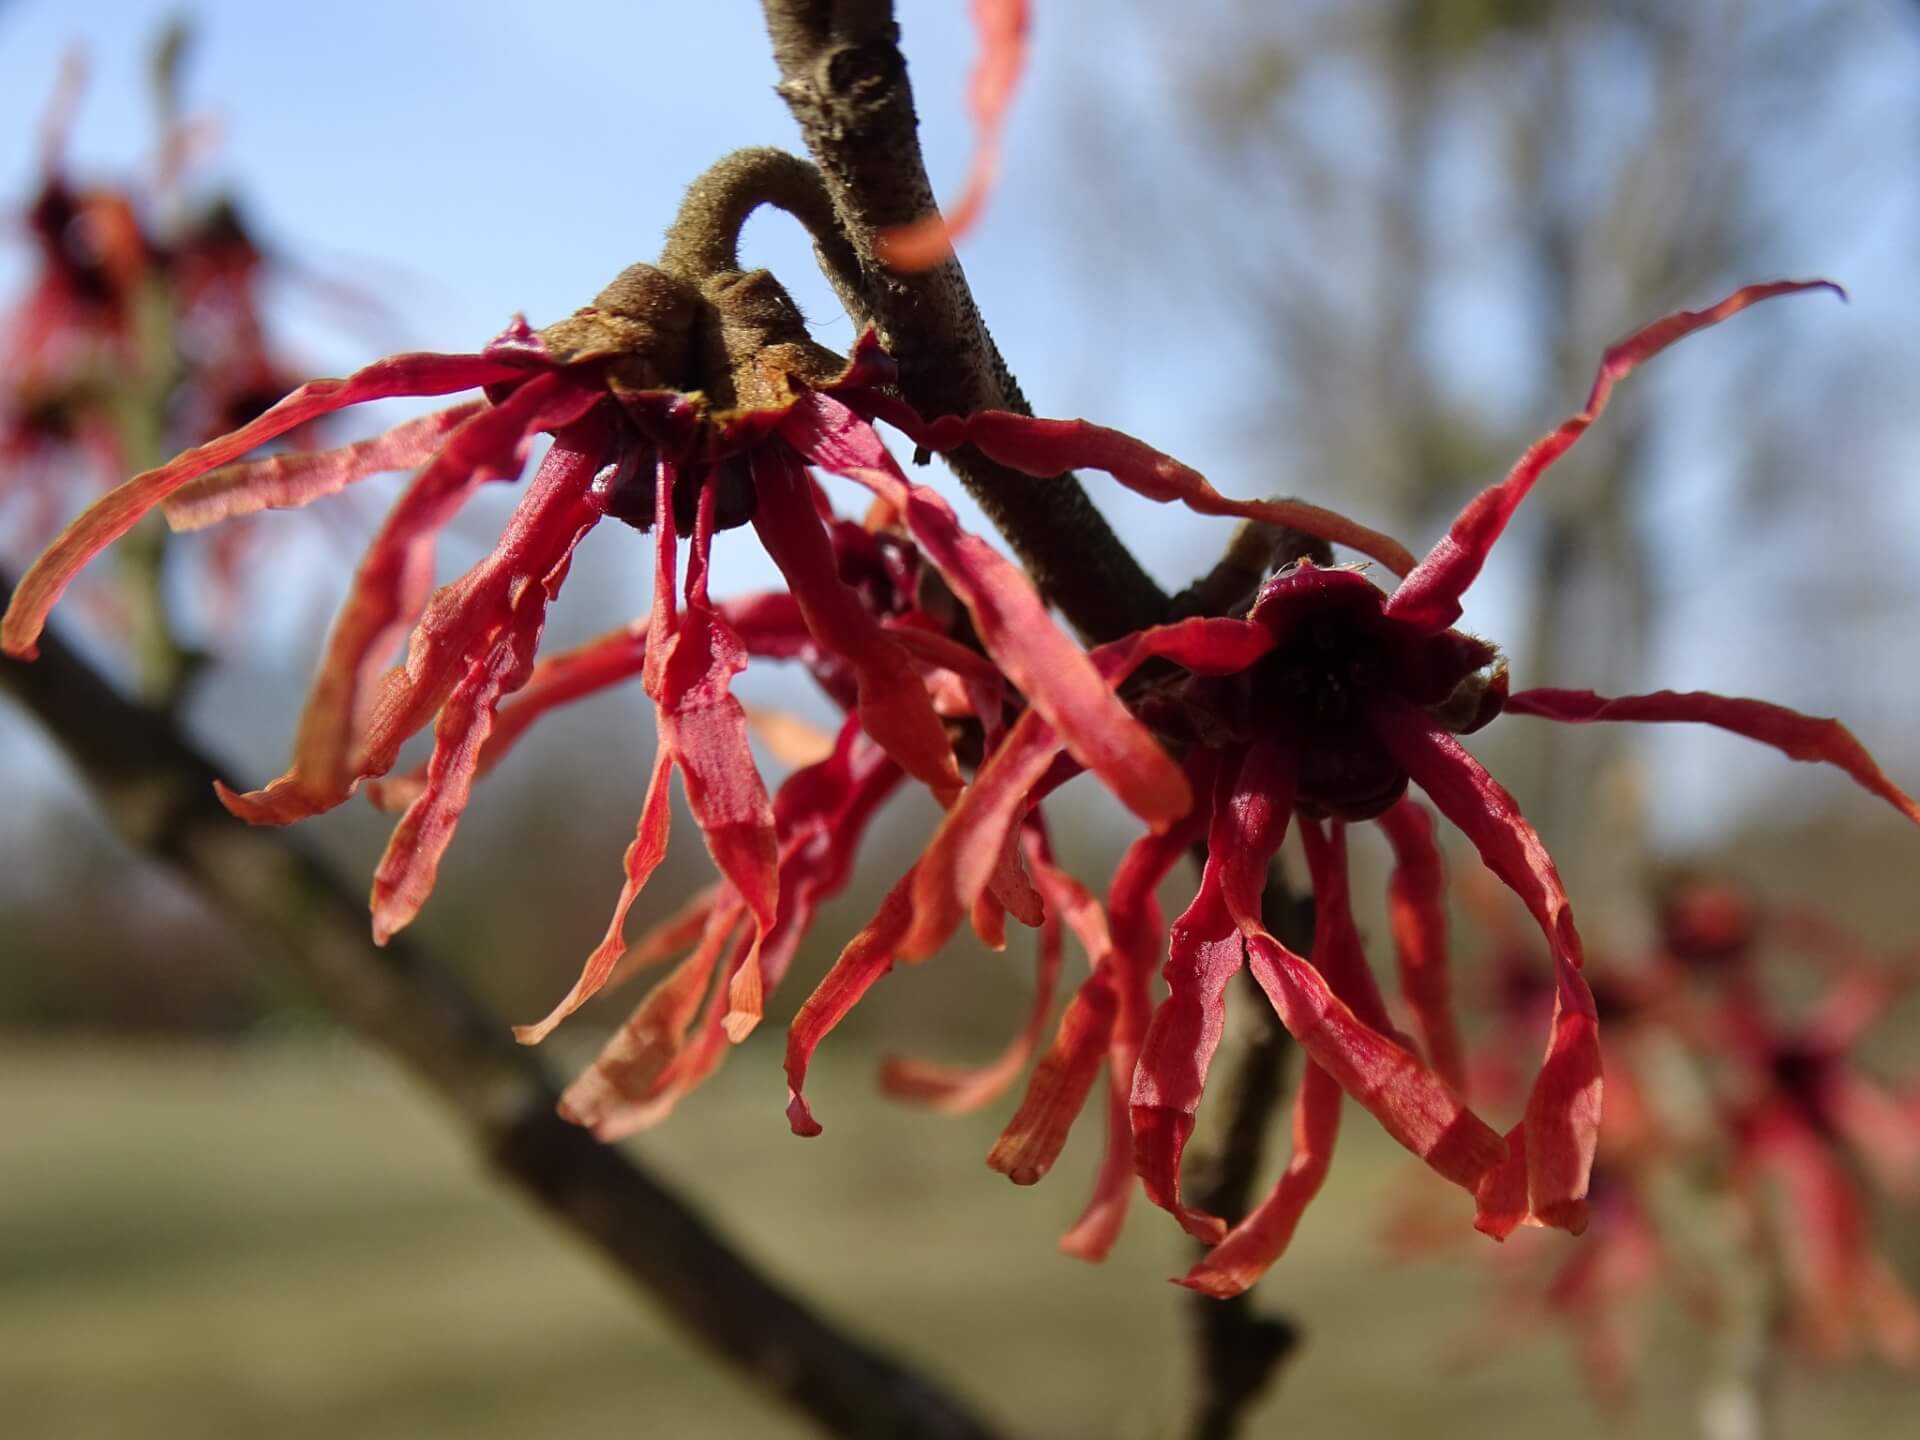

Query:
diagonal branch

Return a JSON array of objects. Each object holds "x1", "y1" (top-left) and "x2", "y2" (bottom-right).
[
  {"x1": 758, "y1": 0, "x2": 1168, "y2": 645},
  {"x1": 0, "y1": 574, "x2": 1007, "y2": 1440}
]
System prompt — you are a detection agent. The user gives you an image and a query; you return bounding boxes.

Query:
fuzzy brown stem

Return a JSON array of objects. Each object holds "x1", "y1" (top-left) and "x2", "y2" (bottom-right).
[
  {"x1": 658, "y1": 146, "x2": 868, "y2": 320},
  {"x1": 757, "y1": 0, "x2": 1168, "y2": 644},
  {"x1": 0, "y1": 575, "x2": 1007, "y2": 1440}
]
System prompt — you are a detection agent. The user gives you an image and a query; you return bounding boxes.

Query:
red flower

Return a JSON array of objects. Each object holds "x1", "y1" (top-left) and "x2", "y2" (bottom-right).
[
  {"x1": 1711, "y1": 939, "x2": 1920, "y2": 1361},
  {"x1": 2, "y1": 72, "x2": 317, "y2": 630},
  {"x1": 781, "y1": 280, "x2": 1920, "y2": 1293},
  {"x1": 2, "y1": 208, "x2": 1220, "y2": 1080},
  {"x1": 877, "y1": 0, "x2": 1031, "y2": 272}
]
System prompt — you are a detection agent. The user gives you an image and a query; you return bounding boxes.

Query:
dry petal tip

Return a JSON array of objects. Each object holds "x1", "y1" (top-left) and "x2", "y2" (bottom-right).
[
  {"x1": 1000, "y1": 1160, "x2": 1045, "y2": 1187},
  {"x1": 1173, "y1": 1265, "x2": 1248, "y2": 1300},
  {"x1": 785, "y1": 1092, "x2": 824, "y2": 1138}
]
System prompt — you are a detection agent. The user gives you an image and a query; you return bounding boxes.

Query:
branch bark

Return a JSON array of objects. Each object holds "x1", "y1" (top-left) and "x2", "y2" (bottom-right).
[
  {"x1": 0, "y1": 574, "x2": 1007, "y2": 1440},
  {"x1": 758, "y1": 0, "x2": 1168, "y2": 644}
]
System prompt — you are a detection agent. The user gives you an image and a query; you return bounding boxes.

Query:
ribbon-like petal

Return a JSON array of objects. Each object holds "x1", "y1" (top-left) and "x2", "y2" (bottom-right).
[
  {"x1": 1505, "y1": 686, "x2": 1920, "y2": 827},
  {"x1": 1385, "y1": 281, "x2": 1842, "y2": 634}
]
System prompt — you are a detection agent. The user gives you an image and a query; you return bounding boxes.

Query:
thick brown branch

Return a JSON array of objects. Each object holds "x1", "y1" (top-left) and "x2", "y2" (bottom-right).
[
  {"x1": 758, "y1": 0, "x2": 1168, "y2": 644},
  {"x1": 0, "y1": 584, "x2": 1006, "y2": 1440}
]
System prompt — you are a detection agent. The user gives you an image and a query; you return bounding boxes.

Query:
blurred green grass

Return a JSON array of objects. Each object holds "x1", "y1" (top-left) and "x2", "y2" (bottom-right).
[{"x1": 2, "y1": 1038, "x2": 1915, "y2": 1439}]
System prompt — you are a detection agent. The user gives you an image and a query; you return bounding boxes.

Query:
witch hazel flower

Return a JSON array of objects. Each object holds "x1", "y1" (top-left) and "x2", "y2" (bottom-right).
[
  {"x1": 1696, "y1": 915, "x2": 1920, "y2": 1362},
  {"x1": 3, "y1": 58, "x2": 326, "y2": 642},
  {"x1": 1438, "y1": 883, "x2": 1920, "y2": 1397},
  {"x1": 781, "y1": 279, "x2": 1920, "y2": 1294},
  {"x1": 1, "y1": 148, "x2": 1205, "y2": 1068}
]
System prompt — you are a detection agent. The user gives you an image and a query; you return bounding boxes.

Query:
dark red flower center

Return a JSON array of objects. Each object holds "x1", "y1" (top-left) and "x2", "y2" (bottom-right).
[{"x1": 1214, "y1": 563, "x2": 1504, "y2": 821}]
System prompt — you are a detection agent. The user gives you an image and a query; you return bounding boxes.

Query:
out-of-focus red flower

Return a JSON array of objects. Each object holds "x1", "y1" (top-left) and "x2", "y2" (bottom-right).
[
  {"x1": 1718, "y1": 952, "x2": 1920, "y2": 1361},
  {"x1": 877, "y1": 0, "x2": 1030, "y2": 272},
  {"x1": 2, "y1": 67, "x2": 316, "y2": 635},
  {"x1": 1430, "y1": 883, "x2": 1920, "y2": 1399},
  {"x1": 776, "y1": 280, "x2": 1920, "y2": 1295}
]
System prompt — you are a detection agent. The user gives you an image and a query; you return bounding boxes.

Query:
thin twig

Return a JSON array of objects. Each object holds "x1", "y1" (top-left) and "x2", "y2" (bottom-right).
[
  {"x1": 758, "y1": 0, "x2": 1169, "y2": 644},
  {"x1": 0, "y1": 575, "x2": 1008, "y2": 1440}
]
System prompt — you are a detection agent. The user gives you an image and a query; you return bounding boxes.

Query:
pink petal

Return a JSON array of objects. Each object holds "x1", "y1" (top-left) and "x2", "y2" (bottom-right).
[
  {"x1": 161, "y1": 402, "x2": 484, "y2": 531},
  {"x1": 554, "y1": 901, "x2": 745, "y2": 1132},
  {"x1": 785, "y1": 869, "x2": 917, "y2": 1136},
  {"x1": 364, "y1": 620, "x2": 647, "y2": 813},
  {"x1": 902, "y1": 615, "x2": 1270, "y2": 961},
  {"x1": 783, "y1": 392, "x2": 1192, "y2": 829},
  {"x1": 1505, "y1": 686, "x2": 1920, "y2": 827},
  {"x1": 656, "y1": 493, "x2": 780, "y2": 1016},
  {"x1": 365, "y1": 436, "x2": 606, "y2": 941},
  {"x1": 1179, "y1": 1062, "x2": 1343, "y2": 1297},
  {"x1": 1384, "y1": 280, "x2": 1842, "y2": 634},
  {"x1": 1132, "y1": 744, "x2": 1295, "y2": 1243},
  {"x1": 875, "y1": 0, "x2": 1029, "y2": 271},
  {"x1": 749, "y1": 444, "x2": 961, "y2": 800},
  {"x1": 910, "y1": 410, "x2": 1416, "y2": 576},
  {"x1": 987, "y1": 968, "x2": 1116, "y2": 1185},
  {"x1": 3, "y1": 350, "x2": 532, "y2": 658},
  {"x1": 1375, "y1": 798, "x2": 1468, "y2": 1092},
  {"x1": 216, "y1": 372, "x2": 603, "y2": 824},
  {"x1": 1244, "y1": 929, "x2": 1506, "y2": 1192},
  {"x1": 880, "y1": 893, "x2": 1062, "y2": 1112},
  {"x1": 514, "y1": 744, "x2": 675, "y2": 1045},
  {"x1": 1059, "y1": 775, "x2": 1214, "y2": 1262},
  {"x1": 1375, "y1": 705, "x2": 1600, "y2": 1232}
]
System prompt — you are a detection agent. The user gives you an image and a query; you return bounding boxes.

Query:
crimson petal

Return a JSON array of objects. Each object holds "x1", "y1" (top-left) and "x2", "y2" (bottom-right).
[
  {"x1": 1385, "y1": 280, "x2": 1842, "y2": 634},
  {"x1": 909, "y1": 410, "x2": 1416, "y2": 576},
  {"x1": 1244, "y1": 929, "x2": 1506, "y2": 1192},
  {"x1": 785, "y1": 870, "x2": 917, "y2": 1136},
  {"x1": 161, "y1": 402, "x2": 484, "y2": 531},
  {"x1": 366, "y1": 434, "x2": 605, "y2": 941},
  {"x1": 1375, "y1": 705, "x2": 1600, "y2": 1233},
  {"x1": 554, "y1": 901, "x2": 746, "y2": 1132},
  {"x1": 1131, "y1": 744, "x2": 1295, "y2": 1243},
  {"x1": 1180, "y1": 1062, "x2": 1343, "y2": 1297},
  {"x1": 902, "y1": 615, "x2": 1271, "y2": 961},
  {"x1": 750, "y1": 443, "x2": 961, "y2": 800},
  {"x1": 1376, "y1": 798, "x2": 1468, "y2": 1092},
  {"x1": 1505, "y1": 686, "x2": 1920, "y2": 827},
  {"x1": 1059, "y1": 773, "x2": 1213, "y2": 1263},
  {"x1": 987, "y1": 970, "x2": 1116, "y2": 1185},
  {"x1": 216, "y1": 371, "x2": 602, "y2": 824},
  {"x1": 879, "y1": 893, "x2": 1061, "y2": 1112},
  {"x1": 783, "y1": 392, "x2": 1192, "y2": 829},
  {"x1": 3, "y1": 350, "x2": 530, "y2": 657},
  {"x1": 875, "y1": 0, "x2": 1029, "y2": 271}
]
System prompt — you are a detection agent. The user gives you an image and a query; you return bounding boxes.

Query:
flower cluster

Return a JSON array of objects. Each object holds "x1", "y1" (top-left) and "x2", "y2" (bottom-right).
[
  {"x1": 1407, "y1": 879, "x2": 1920, "y2": 1403},
  {"x1": 769, "y1": 281, "x2": 1919, "y2": 1294},
  {"x1": 7, "y1": 132, "x2": 1917, "y2": 1305},
  {"x1": 2, "y1": 60, "x2": 311, "y2": 632}
]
